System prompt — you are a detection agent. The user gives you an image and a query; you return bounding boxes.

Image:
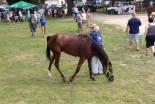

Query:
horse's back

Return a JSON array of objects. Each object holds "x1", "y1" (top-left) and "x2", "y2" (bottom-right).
[{"x1": 47, "y1": 34, "x2": 93, "y2": 57}]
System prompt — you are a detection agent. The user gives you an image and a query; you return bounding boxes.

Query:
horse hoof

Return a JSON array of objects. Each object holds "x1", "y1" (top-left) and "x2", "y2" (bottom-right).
[
  {"x1": 68, "y1": 81, "x2": 72, "y2": 86},
  {"x1": 48, "y1": 75, "x2": 52, "y2": 78},
  {"x1": 108, "y1": 75, "x2": 114, "y2": 82},
  {"x1": 92, "y1": 77, "x2": 97, "y2": 81},
  {"x1": 48, "y1": 71, "x2": 52, "y2": 78},
  {"x1": 62, "y1": 78, "x2": 67, "y2": 83}
]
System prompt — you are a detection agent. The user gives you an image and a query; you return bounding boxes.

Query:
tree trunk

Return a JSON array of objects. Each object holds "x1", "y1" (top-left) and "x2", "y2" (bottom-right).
[{"x1": 67, "y1": 0, "x2": 74, "y2": 15}]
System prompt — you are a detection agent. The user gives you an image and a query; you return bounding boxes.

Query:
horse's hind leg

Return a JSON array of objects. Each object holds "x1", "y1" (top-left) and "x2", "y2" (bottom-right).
[
  {"x1": 48, "y1": 55, "x2": 55, "y2": 78},
  {"x1": 54, "y1": 54, "x2": 66, "y2": 83},
  {"x1": 69, "y1": 57, "x2": 85, "y2": 85}
]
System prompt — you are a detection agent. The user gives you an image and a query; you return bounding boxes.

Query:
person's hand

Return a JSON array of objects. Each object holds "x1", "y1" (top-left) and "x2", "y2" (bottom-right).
[{"x1": 125, "y1": 30, "x2": 128, "y2": 35}]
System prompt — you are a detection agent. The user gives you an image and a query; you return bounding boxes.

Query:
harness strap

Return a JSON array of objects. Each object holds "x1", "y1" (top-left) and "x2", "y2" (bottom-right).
[{"x1": 105, "y1": 70, "x2": 114, "y2": 79}]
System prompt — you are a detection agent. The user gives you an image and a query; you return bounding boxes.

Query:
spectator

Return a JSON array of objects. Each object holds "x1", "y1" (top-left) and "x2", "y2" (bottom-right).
[
  {"x1": 150, "y1": 0, "x2": 154, "y2": 6},
  {"x1": 87, "y1": 8, "x2": 92, "y2": 22},
  {"x1": 81, "y1": 7, "x2": 87, "y2": 31},
  {"x1": 61, "y1": 1, "x2": 67, "y2": 15},
  {"x1": 72, "y1": 3, "x2": 78, "y2": 22},
  {"x1": 53, "y1": 7, "x2": 57, "y2": 18},
  {"x1": 144, "y1": 17, "x2": 155, "y2": 57},
  {"x1": 47, "y1": 8, "x2": 51, "y2": 16},
  {"x1": 0, "y1": 11, "x2": 2, "y2": 22},
  {"x1": 126, "y1": 13, "x2": 141, "y2": 51},
  {"x1": 150, "y1": 12, "x2": 155, "y2": 22},
  {"x1": 34, "y1": 11, "x2": 37, "y2": 19},
  {"x1": 89, "y1": 25, "x2": 103, "y2": 75},
  {"x1": 19, "y1": 10, "x2": 22, "y2": 22},
  {"x1": 27, "y1": 9, "x2": 31, "y2": 18},
  {"x1": 14, "y1": 10, "x2": 19, "y2": 22},
  {"x1": 9, "y1": 11, "x2": 14, "y2": 23},
  {"x1": 40, "y1": 14, "x2": 47, "y2": 38},
  {"x1": 76, "y1": 11, "x2": 83, "y2": 35},
  {"x1": 6, "y1": 12, "x2": 11, "y2": 23},
  {"x1": 29, "y1": 14, "x2": 37, "y2": 37},
  {"x1": 81, "y1": 7, "x2": 86, "y2": 20}
]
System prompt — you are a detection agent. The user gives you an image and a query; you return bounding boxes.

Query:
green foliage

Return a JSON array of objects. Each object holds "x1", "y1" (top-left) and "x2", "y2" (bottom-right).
[{"x1": 0, "y1": 17, "x2": 155, "y2": 104}]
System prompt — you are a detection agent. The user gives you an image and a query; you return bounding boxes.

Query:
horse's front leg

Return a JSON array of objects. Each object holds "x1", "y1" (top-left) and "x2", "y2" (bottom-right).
[
  {"x1": 54, "y1": 54, "x2": 66, "y2": 83},
  {"x1": 88, "y1": 58, "x2": 96, "y2": 81},
  {"x1": 69, "y1": 57, "x2": 85, "y2": 85},
  {"x1": 48, "y1": 55, "x2": 55, "y2": 78}
]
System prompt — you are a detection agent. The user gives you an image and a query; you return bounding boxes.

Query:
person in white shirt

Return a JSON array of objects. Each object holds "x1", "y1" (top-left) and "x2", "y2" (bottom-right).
[
  {"x1": 87, "y1": 8, "x2": 92, "y2": 22},
  {"x1": 19, "y1": 10, "x2": 22, "y2": 22},
  {"x1": 76, "y1": 11, "x2": 83, "y2": 34},
  {"x1": 81, "y1": 7, "x2": 87, "y2": 31},
  {"x1": 72, "y1": 3, "x2": 78, "y2": 22}
]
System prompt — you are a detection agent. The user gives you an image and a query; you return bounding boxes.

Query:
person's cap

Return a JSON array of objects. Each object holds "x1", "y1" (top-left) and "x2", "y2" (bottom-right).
[
  {"x1": 89, "y1": 23, "x2": 96, "y2": 28},
  {"x1": 93, "y1": 25, "x2": 99, "y2": 30},
  {"x1": 151, "y1": 12, "x2": 155, "y2": 16}
]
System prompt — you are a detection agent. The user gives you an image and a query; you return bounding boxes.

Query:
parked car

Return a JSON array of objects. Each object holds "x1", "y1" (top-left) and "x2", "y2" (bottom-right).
[
  {"x1": 78, "y1": 4, "x2": 97, "y2": 12},
  {"x1": 107, "y1": 2, "x2": 135, "y2": 14}
]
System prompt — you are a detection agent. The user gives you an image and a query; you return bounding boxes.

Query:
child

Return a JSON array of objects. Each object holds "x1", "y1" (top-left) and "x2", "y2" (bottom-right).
[
  {"x1": 40, "y1": 14, "x2": 47, "y2": 38},
  {"x1": 87, "y1": 8, "x2": 92, "y2": 22}
]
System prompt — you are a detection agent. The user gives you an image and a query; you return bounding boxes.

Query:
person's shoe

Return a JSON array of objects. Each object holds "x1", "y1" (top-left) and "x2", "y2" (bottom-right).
[
  {"x1": 136, "y1": 48, "x2": 140, "y2": 51},
  {"x1": 93, "y1": 73, "x2": 98, "y2": 75},
  {"x1": 98, "y1": 73, "x2": 103, "y2": 75}
]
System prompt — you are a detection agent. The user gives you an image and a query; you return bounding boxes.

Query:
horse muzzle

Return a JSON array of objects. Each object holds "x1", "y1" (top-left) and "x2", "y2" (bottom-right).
[
  {"x1": 108, "y1": 74, "x2": 114, "y2": 82},
  {"x1": 105, "y1": 70, "x2": 114, "y2": 82}
]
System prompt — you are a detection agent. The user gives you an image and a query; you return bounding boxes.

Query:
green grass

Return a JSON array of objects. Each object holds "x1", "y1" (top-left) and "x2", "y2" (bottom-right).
[{"x1": 0, "y1": 17, "x2": 155, "y2": 104}]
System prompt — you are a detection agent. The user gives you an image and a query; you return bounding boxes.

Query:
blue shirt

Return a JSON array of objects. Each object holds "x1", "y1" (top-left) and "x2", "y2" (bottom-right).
[
  {"x1": 89, "y1": 30, "x2": 102, "y2": 46},
  {"x1": 127, "y1": 18, "x2": 141, "y2": 34},
  {"x1": 73, "y1": 7, "x2": 78, "y2": 13},
  {"x1": 40, "y1": 17, "x2": 46, "y2": 26}
]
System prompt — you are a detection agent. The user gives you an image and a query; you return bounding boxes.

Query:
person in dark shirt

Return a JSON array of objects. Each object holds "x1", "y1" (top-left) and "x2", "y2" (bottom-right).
[
  {"x1": 29, "y1": 14, "x2": 37, "y2": 37},
  {"x1": 144, "y1": 17, "x2": 155, "y2": 57},
  {"x1": 126, "y1": 13, "x2": 141, "y2": 51}
]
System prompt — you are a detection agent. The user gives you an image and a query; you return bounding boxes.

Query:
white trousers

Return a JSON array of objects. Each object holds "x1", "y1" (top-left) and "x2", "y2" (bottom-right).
[{"x1": 92, "y1": 56, "x2": 103, "y2": 74}]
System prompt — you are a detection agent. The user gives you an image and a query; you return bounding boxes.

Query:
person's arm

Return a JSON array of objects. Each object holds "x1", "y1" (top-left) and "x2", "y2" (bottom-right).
[
  {"x1": 144, "y1": 25, "x2": 149, "y2": 38},
  {"x1": 126, "y1": 25, "x2": 129, "y2": 33},
  {"x1": 79, "y1": 14, "x2": 83, "y2": 21},
  {"x1": 40, "y1": 18, "x2": 42, "y2": 25},
  {"x1": 139, "y1": 19, "x2": 142, "y2": 26}
]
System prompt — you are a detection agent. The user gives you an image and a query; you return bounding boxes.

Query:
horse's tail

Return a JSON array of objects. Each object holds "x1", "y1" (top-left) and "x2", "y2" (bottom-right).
[{"x1": 46, "y1": 36, "x2": 51, "y2": 60}]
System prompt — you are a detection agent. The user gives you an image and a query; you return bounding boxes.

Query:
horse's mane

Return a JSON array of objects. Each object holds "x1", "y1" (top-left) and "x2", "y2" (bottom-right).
[{"x1": 90, "y1": 38, "x2": 109, "y2": 65}]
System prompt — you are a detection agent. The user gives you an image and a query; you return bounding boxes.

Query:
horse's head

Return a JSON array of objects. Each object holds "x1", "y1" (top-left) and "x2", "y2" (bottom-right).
[{"x1": 105, "y1": 61, "x2": 114, "y2": 82}]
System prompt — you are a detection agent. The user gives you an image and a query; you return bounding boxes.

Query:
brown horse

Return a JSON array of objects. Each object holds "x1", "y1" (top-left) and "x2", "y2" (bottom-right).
[
  {"x1": 46, "y1": 34, "x2": 114, "y2": 84},
  {"x1": 147, "y1": 5, "x2": 155, "y2": 17}
]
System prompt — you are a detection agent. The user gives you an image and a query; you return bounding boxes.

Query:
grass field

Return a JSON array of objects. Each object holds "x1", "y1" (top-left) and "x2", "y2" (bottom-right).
[{"x1": 0, "y1": 17, "x2": 155, "y2": 104}]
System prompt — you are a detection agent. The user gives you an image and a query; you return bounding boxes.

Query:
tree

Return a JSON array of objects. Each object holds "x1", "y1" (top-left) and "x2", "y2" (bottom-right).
[{"x1": 67, "y1": 0, "x2": 74, "y2": 15}]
